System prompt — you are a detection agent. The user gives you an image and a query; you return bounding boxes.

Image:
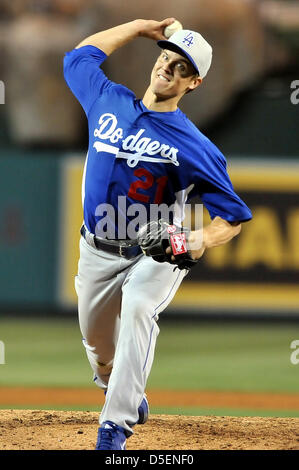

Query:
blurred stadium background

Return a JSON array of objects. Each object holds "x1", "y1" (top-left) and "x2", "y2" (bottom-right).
[{"x1": 0, "y1": 0, "x2": 299, "y2": 418}]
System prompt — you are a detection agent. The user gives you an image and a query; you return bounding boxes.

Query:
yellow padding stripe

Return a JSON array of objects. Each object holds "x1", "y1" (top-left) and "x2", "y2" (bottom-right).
[
  {"x1": 229, "y1": 167, "x2": 299, "y2": 192},
  {"x1": 173, "y1": 282, "x2": 299, "y2": 311}
]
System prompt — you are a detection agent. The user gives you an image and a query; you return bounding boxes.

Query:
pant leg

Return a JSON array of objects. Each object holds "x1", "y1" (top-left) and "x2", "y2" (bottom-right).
[
  {"x1": 75, "y1": 236, "x2": 128, "y2": 388},
  {"x1": 99, "y1": 255, "x2": 187, "y2": 435}
]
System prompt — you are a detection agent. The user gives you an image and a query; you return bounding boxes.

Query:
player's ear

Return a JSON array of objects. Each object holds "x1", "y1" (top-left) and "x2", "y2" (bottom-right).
[
  {"x1": 185, "y1": 75, "x2": 202, "y2": 94},
  {"x1": 189, "y1": 75, "x2": 202, "y2": 91}
]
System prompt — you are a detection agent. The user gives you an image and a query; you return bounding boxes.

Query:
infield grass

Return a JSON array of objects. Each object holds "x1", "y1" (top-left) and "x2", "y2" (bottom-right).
[
  {"x1": 0, "y1": 316, "x2": 299, "y2": 417},
  {"x1": 1, "y1": 404, "x2": 298, "y2": 418}
]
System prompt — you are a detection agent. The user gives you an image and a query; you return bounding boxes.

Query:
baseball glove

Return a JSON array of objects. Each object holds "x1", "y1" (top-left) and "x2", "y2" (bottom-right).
[{"x1": 137, "y1": 219, "x2": 198, "y2": 271}]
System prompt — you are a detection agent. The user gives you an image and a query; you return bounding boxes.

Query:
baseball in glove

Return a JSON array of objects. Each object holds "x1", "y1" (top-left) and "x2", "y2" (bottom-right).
[{"x1": 137, "y1": 219, "x2": 198, "y2": 271}]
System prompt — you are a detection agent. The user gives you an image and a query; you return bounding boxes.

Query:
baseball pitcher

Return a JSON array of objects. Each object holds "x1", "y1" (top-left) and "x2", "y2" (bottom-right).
[{"x1": 63, "y1": 18, "x2": 252, "y2": 450}]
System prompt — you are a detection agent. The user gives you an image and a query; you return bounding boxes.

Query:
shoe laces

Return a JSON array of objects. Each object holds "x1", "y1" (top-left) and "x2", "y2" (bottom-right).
[{"x1": 98, "y1": 424, "x2": 119, "y2": 450}]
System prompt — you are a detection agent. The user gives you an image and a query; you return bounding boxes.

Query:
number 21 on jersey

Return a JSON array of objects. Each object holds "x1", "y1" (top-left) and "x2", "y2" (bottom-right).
[{"x1": 128, "y1": 168, "x2": 168, "y2": 204}]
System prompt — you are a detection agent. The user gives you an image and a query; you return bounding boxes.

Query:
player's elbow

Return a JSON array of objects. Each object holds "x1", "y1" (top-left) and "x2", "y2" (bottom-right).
[{"x1": 231, "y1": 222, "x2": 242, "y2": 237}]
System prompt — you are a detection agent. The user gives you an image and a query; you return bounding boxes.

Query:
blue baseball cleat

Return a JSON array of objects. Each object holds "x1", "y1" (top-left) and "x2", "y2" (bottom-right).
[
  {"x1": 137, "y1": 394, "x2": 149, "y2": 425},
  {"x1": 95, "y1": 421, "x2": 127, "y2": 450}
]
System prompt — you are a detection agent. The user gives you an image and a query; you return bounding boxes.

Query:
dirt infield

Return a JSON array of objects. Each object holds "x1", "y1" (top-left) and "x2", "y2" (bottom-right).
[
  {"x1": 1, "y1": 388, "x2": 299, "y2": 450},
  {"x1": 1, "y1": 387, "x2": 299, "y2": 410},
  {"x1": 0, "y1": 409, "x2": 299, "y2": 450}
]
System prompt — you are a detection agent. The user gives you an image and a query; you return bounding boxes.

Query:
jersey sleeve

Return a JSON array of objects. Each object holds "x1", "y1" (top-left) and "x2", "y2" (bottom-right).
[
  {"x1": 63, "y1": 45, "x2": 114, "y2": 115},
  {"x1": 194, "y1": 142, "x2": 252, "y2": 223}
]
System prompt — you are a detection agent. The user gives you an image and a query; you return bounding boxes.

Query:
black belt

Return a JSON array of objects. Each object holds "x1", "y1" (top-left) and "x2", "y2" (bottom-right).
[{"x1": 80, "y1": 225, "x2": 142, "y2": 260}]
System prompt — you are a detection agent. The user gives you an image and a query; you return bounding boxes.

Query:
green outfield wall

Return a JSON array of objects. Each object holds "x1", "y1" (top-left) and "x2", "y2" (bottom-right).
[{"x1": 0, "y1": 150, "x2": 59, "y2": 307}]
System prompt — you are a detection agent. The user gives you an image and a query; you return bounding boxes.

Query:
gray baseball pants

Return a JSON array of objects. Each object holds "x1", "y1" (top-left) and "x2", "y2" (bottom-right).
[{"x1": 75, "y1": 235, "x2": 187, "y2": 436}]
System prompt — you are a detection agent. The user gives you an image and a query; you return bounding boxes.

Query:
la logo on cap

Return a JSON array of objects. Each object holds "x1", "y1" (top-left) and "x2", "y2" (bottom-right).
[{"x1": 182, "y1": 32, "x2": 194, "y2": 48}]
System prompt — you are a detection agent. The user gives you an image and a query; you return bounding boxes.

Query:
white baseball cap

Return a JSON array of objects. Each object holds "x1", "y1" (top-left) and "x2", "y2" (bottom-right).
[{"x1": 157, "y1": 29, "x2": 213, "y2": 78}]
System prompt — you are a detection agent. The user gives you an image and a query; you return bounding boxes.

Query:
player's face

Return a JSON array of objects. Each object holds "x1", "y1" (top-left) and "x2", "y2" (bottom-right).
[{"x1": 150, "y1": 50, "x2": 201, "y2": 100}]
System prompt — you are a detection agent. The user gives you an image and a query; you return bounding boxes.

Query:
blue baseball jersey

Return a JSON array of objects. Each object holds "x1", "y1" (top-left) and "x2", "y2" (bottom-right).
[{"x1": 63, "y1": 45, "x2": 252, "y2": 238}]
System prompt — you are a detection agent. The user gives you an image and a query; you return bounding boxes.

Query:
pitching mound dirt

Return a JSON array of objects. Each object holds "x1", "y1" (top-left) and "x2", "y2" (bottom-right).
[{"x1": 0, "y1": 409, "x2": 298, "y2": 450}]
